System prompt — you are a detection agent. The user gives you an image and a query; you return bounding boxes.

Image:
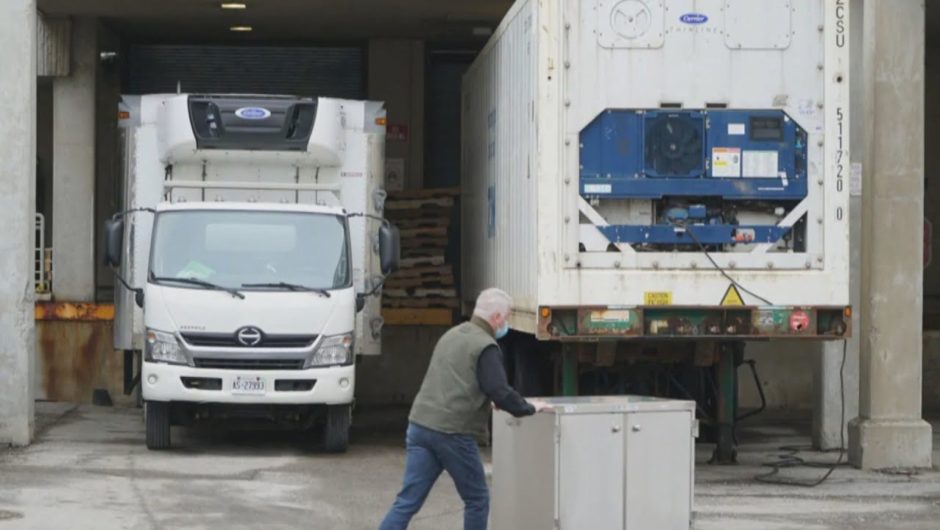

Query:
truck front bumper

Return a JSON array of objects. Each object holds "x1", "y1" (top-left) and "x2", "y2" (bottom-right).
[{"x1": 141, "y1": 361, "x2": 355, "y2": 405}]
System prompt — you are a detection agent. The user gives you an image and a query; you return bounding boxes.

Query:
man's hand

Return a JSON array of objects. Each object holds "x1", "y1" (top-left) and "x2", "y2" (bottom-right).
[{"x1": 527, "y1": 399, "x2": 554, "y2": 413}]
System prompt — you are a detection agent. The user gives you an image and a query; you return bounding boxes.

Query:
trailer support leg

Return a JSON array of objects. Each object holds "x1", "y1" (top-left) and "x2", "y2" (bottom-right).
[
  {"x1": 713, "y1": 342, "x2": 738, "y2": 464},
  {"x1": 562, "y1": 344, "x2": 578, "y2": 396}
]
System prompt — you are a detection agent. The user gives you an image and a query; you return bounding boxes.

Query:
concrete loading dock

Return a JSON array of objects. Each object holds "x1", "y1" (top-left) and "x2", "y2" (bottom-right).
[{"x1": 0, "y1": 0, "x2": 938, "y2": 525}]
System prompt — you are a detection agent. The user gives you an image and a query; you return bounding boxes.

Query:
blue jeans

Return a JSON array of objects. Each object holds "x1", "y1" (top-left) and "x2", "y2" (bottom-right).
[{"x1": 379, "y1": 423, "x2": 489, "y2": 530}]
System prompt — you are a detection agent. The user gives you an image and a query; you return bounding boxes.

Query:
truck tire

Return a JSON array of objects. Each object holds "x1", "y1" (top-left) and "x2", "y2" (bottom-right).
[
  {"x1": 145, "y1": 401, "x2": 171, "y2": 450},
  {"x1": 323, "y1": 404, "x2": 351, "y2": 453}
]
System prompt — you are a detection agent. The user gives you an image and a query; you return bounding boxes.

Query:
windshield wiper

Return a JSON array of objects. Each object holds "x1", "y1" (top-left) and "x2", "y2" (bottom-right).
[
  {"x1": 241, "y1": 282, "x2": 331, "y2": 298},
  {"x1": 151, "y1": 275, "x2": 246, "y2": 299}
]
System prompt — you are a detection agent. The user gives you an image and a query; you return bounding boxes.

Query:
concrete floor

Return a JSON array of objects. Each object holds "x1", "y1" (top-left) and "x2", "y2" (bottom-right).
[{"x1": 1, "y1": 403, "x2": 940, "y2": 530}]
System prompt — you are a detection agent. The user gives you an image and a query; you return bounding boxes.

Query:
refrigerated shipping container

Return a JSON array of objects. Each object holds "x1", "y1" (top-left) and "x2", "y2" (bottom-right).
[{"x1": 461, "y1": 0, "x2": 852, "y2": 342}]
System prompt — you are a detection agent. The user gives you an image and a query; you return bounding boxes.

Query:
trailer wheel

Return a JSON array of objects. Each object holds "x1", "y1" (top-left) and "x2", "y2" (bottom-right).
[
  {"x1": 323, "y1": 404, "x2": 351, "y2": 453},
  {"x1": 145, "y1": 401, "x2": 172, "y2": 450}
]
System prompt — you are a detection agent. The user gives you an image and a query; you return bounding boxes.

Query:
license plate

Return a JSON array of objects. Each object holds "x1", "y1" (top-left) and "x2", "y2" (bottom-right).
[{"x1": 232, "y1": 376, "x2": 265, "y2": 395}]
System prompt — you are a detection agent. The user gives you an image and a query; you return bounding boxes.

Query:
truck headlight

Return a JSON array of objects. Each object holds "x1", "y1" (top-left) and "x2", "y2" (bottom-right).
[
  {"x1": 308, "y1": 333, "x2": 353, "y2": 367},
  {"x1": 145, "y1": 329, "x2": 189, "y2": 365}
]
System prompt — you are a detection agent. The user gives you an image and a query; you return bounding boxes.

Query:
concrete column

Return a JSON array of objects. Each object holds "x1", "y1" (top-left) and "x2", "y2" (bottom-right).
[
  {"x1": 367, "y1": 39, "x2": 425, "y2": 190},
  {"x1": 848, "y1": 0, "x2": 932, "y2": 470},
  {"x1": 813, "y1": 0, "x2": 863, "y2": 451},
  {"x1": 52, "y1": 17, "x2": 97, "y2": 301},
  {"x1": 0, "y1": 0, "x2": 37, "y2": 446}
]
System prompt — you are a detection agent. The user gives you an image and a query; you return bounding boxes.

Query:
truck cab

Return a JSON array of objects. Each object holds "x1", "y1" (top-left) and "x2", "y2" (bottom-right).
[{"x1": 105, "y1": 94, "x2": 398, "y2": 452}]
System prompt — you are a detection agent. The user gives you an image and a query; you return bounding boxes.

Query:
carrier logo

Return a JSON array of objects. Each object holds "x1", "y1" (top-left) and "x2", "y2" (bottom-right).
[
  {"x1": 679, "y1": 13, "x2": 708, "y2": 25},
  {"x1": 235, "y1": 326, "x2": 264, "y2": 346},
  {"x1": 234, "y1": 107, "x2": 272, "y2": 120}
]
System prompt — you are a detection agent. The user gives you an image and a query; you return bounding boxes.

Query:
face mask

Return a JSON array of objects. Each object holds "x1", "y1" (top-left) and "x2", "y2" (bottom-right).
[{"x1": 495, "y1": 322, "x2": 510, "y2": 340}]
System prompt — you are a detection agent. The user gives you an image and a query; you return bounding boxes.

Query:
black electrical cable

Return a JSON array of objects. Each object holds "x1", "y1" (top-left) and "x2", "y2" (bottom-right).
[
  {"x1": 754, "y1": 339, "x2": 848, "y2": 487},
  {"x1": 683, "y1": 225, "x2": 774, "y2": 306}
]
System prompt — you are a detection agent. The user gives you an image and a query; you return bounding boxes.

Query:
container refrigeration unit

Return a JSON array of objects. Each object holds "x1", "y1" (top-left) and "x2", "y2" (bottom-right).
[{"x1": 461, "y1": 0, "x2": 851, "y2": 463}]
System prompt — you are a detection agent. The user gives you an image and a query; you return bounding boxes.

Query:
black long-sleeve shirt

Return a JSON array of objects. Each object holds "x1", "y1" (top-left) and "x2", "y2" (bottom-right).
[{"x1": 476, "y1": 345, "x2": 536, "y2": 417}]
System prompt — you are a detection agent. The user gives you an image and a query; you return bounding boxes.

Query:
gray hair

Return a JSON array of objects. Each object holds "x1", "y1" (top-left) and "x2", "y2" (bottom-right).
[{"x1": 472, "y1": 288, "x2": 512, "y2": 321}]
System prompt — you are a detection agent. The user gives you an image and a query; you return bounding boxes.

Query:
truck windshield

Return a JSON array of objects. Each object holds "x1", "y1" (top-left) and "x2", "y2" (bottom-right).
[{"x1": 149, "y1": 210, "x2": 350, "y2": 291}]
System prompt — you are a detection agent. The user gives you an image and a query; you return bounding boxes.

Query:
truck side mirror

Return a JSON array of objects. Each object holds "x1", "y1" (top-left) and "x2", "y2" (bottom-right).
[
  {"x1": 104, "y1": 218, "x2": 124, "y2": 267},
  {"x1": 356, "y1": 293, "x2": 366, "y2": 313},
  {"x1": 378, "y1": 223, "x2": 401, "y2": 275}
]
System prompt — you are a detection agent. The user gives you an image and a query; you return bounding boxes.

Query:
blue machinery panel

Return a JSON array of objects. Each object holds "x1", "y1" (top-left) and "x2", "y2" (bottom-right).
[{"x1": 579, "y1": 109, "x2": 808, "y2": 246}]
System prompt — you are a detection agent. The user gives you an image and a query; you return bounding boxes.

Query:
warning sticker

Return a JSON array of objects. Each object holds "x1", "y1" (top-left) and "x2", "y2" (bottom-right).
[
  {"x1": 789, "y1": 310, "x2": 810, "y2": 332},
  {"x1": 720, "y1": 285, "x2": 745, "y2": 306},
  {"x1": 743, "y1": 150, "x2": 780, "y2": 178},
  {"x1": 712, "y1": 148, "x2": 741, "y2": 178},
  {"x1": 644, "y1": 292, "x2": 673, "y2": 306}
]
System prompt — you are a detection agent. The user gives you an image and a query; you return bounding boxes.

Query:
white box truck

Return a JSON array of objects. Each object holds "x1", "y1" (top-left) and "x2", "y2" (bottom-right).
[
  {"x1": 105, "y1": 94, "x2": 399, "y2": 452},
  {"x1": 462, "y1": 0, "x2": 851, "y2": 462}
]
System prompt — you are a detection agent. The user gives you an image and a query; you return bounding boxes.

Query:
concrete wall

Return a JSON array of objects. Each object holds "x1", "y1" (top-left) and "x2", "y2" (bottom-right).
[
  {"x1": 0, "y1": 0, "x2": 37, "y2": 446},
  {"x1": 356, "y1": 326, "x2": 447, "y2": 405},
  {"x1": 368, "y1": 39, "x2": 425, "y2": 190},
  {"x1": 51, "y1": 17, "x2": 97, "y2": 302},
  {"x1": 738, "y1": 342, "x2": 815, "y2": 410}
]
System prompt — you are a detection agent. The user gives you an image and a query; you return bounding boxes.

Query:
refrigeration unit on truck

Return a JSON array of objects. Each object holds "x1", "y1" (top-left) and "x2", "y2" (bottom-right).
[
  {"x1": 105, "y1": 94, "x2": 399, "y2": 452},
  {"x1": 462, "y1": 0, "x2": 851, "y2": 462}
]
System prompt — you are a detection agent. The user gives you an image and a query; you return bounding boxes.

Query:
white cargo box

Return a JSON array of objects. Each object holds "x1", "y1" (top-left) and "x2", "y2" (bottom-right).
[
  {"x1": 492, "y1": 396, "x2": 697, "y2": 530},
  {"x1": 461, "y1": 0, "x2": 851, "y2": 340}
]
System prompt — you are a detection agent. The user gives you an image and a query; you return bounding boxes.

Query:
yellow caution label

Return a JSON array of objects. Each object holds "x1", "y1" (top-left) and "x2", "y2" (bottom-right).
[
  {"x1": 721, "y1": 284, "x2": 745, "y2": 306},
  {"x1": 644, "y1": 292, "x2": 673, "y2": 306}
]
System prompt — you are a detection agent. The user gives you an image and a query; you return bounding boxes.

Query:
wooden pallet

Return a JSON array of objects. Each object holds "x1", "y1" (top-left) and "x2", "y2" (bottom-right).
[
  {"x1": 383, "y1": 307, "x2": 454, "y2": 326},
  {"x1": 383, "y1": 297, "x2": 460, "y2": 309},
  {"x1": 388, "y1": 187, "x2": 460, "y2": 200},
  {"x1": 384, "y1": 288, "x2": 458, "y2": 299},
  {"x1": 391, "y1": 265, "x2": 453, "y2": 278},
  {"x1": 401, "y1": 248, "x2": 447, "y2": 259},
  {"x1": 387, "y1": 207, "x2": 454, "y2": 220},
  {"x1": 399, "y1": 227, "x2": 448, "y2": 239},
  {"x1": 383, "y1": 188, "x2": 461, "y2": 318},
  {"x1": 384, "y1": 274, "x2": 455, "y2": 289},
  {"x1": 399, "y1": 255, "x2": 446, "y2": 268},
  {"x1": 386, "y1": 197, "x2": 455, "y2": 211}
]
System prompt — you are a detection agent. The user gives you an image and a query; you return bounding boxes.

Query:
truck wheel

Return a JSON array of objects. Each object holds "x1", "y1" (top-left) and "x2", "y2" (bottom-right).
[
  {"x1": 323, "y1": 404, "x2": 351, "y2": 453},
  {"x1": 145, "y1": 401, "x2": 171, "y2": 450}
]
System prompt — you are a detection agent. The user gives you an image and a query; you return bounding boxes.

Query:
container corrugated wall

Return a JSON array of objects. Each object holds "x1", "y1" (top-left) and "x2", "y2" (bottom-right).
[{"x1": 461, "y1": 0, "x2": 539, "y2": 317}]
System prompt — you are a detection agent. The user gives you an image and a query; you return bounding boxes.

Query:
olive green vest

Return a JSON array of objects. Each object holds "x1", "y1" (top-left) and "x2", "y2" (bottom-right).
[{"x1": 409, "y1": 318, "x2": 496, "y2": 436}]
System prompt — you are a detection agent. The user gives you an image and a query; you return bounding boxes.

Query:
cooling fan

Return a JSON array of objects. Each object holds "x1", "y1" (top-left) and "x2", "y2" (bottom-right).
[{"x1": 644, "y1": 114, "x2": 704, "y2": 177}]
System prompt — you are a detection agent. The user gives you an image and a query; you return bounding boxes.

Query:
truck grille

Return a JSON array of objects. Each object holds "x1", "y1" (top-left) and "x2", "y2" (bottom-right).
[
  {"x1": 192, "y1": 358, "x2": 306, "y2": 370},
  {"x1": 181, "y1": 333, "x2": 316, "y2": 349}
]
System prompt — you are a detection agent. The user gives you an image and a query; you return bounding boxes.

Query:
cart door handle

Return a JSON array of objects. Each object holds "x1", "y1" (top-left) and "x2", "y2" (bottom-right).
[
  {"x1": 631, "y1": 425, "x2": 641, "y2": 433},
  {"x1": 612, "y1": 425, "x2": 622, "y2": 433}
]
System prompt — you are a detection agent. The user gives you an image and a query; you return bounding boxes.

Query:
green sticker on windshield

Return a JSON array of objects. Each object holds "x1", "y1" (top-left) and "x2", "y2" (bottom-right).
[{"x1": 177, "y1": 261, "x2": 214, "y2": 280}]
